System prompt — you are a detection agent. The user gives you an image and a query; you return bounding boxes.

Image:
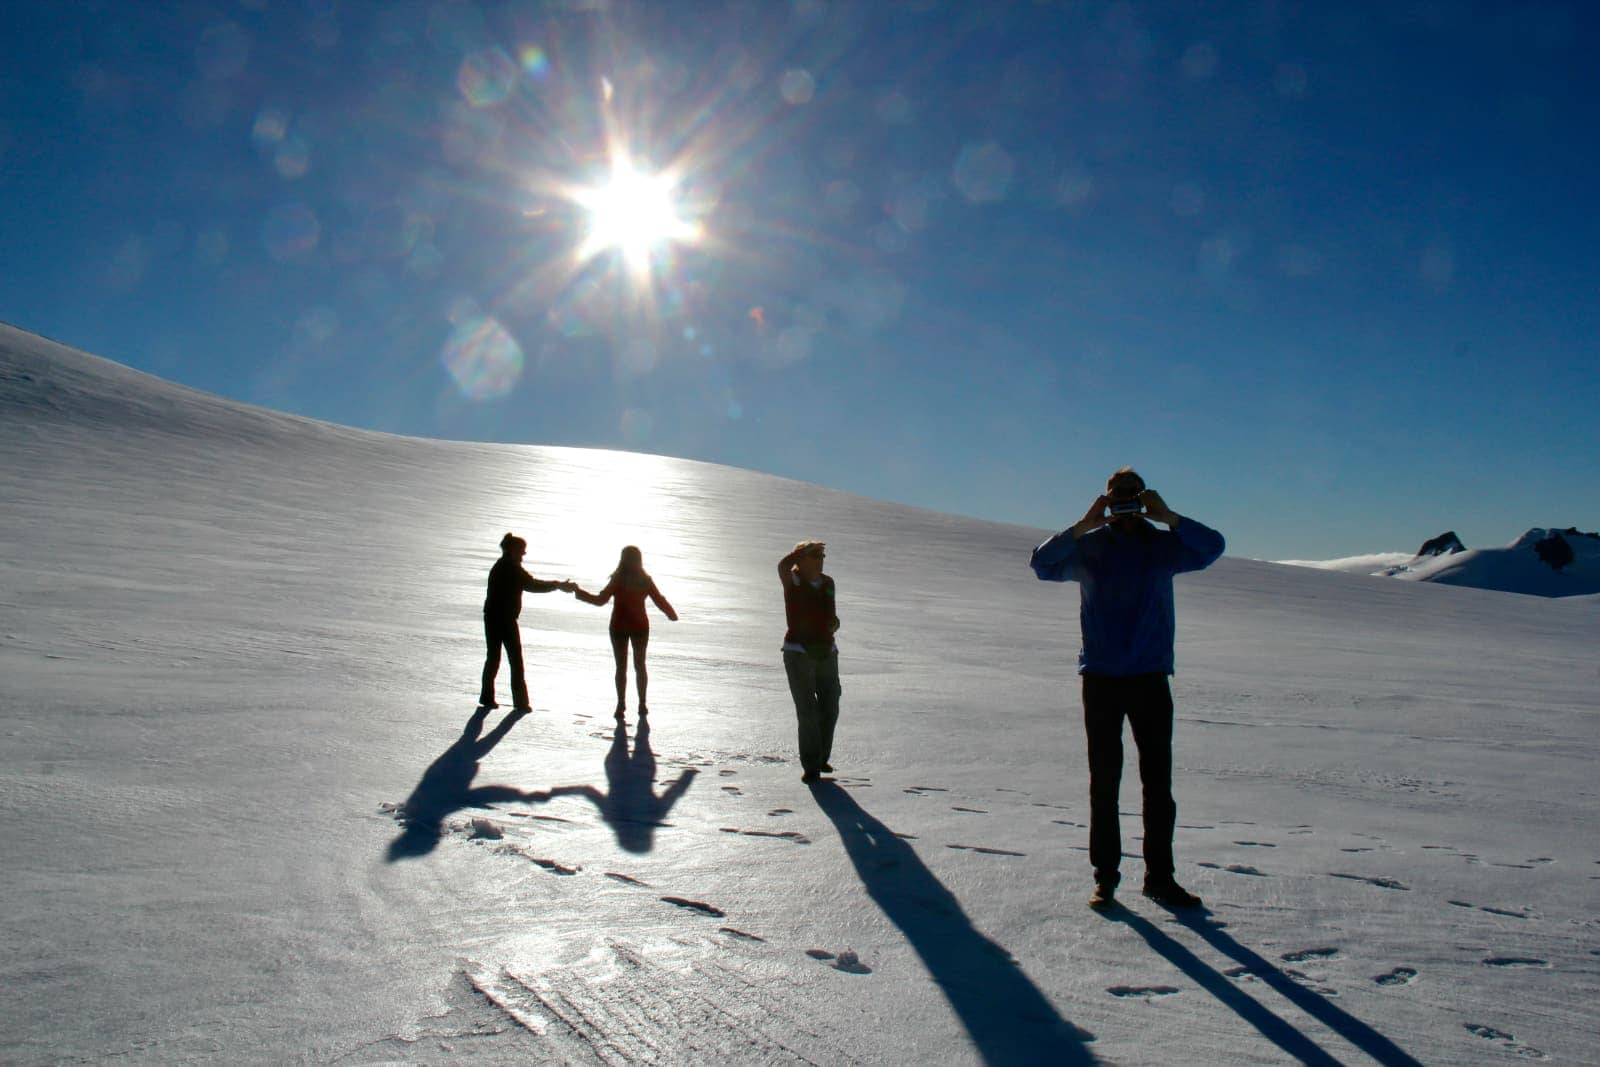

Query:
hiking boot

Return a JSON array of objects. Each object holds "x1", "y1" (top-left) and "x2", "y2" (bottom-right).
[
  {"x1": 819, "y1": 763, "x2": 833, "y2": 773},
  {"x1": 1088, "y1": 882, "x2": 1118, "y2": 911},
  {"x1": 1142, "y1": 880, "x2": 1203, "y2": 909},
  {"x1": 801, "y1": 770, "x2": 822, "y2": 784}
]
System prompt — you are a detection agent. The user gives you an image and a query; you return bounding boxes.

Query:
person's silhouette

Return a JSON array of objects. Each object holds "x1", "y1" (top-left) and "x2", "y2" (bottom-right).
[
  {"x1": 387, "y1": 706, "x2": 528, "y2": 861},
  {"x1": 480, "y1": 532, "x2": 577, "y2": 710},
  {"x1": 524, "y1": 718, "x2": 697, "y2": 853},
  {"x1": 573, "y1": 545, "x2": 678, "y2": 722}
]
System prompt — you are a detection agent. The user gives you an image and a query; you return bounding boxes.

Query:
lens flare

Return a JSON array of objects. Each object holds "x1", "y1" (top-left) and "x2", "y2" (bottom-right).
[
  {"x1": 261, "y1": 202, "x2": 320, "y2": 261},
  {"x1": 458, "y1": 47, "x2": 518, "y2": 107},
  {"x1": 442, "y1": 304, "x2": 524, "y2": 400}
]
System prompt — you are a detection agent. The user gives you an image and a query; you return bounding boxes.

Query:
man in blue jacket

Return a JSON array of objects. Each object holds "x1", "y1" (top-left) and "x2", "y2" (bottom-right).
[{"x1": 1030, "y1": 468, "x2": 1225, "y2": 911}]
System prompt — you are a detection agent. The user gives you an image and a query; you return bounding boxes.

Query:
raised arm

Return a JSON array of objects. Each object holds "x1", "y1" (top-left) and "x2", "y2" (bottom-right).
[
  {"x1": 777, "y1": 547, "x2": 804, "y2": 587},
  {"x1": 1030, "y1": 495, "x2": 1106, "y2": 582}
]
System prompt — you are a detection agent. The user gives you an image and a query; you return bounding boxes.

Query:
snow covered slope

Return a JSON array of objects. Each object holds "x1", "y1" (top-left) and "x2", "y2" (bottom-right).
[{"x1": 3, "y1": 323, "x2": 1597, "y2": 1065}]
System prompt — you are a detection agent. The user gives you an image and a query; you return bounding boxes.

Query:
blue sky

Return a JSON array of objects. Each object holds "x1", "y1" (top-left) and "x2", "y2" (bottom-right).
[{"x1": 3, "y1": 1, "x2": 1595, "y2": 560}]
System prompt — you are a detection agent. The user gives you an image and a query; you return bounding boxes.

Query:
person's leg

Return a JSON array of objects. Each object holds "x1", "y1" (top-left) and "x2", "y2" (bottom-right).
[
  {"x1": 783, "y1": 650, "x2": 823, "y2": 775},
  {"x1": 1127, "y1": 675, "x2": 1176, "y2": 885},
  {"x1": 815, "y1": 651, "x2": 841, "y2": 769},
  {"x1": 610, "y1": 631, "x2": 629, "y2": 714},
  {"x1": 1083, "y1": 674, "x2": 1127, "y2": 889},
  {"x1": 480, "y1": 618, "x2": 502, "y2": 706},
  {"x1": 505, "y1": 620, "x2": 530, "y2": 710},
  {"x1": 632, "y1": 633, "x2": 650, "y2": 713}
]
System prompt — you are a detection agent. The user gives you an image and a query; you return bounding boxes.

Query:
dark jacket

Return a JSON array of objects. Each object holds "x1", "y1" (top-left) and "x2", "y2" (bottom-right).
[
  {"x1": 484, "y1": 557, "x2": 561, "y2": 621},
  {"x1": 1030, "y1": 517, "x2": 1224, "y2": 675}
]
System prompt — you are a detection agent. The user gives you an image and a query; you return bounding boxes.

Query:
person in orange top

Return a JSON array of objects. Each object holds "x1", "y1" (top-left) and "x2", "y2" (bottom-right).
[{"x1": 575, "y1": 546, "x2": 678, "y2": 721}]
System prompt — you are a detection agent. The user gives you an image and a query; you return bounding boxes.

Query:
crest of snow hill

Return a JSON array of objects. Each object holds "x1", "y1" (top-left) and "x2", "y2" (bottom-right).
[{"x1": 1364, "y1": 527, "x2": 1600, "y2": 598}]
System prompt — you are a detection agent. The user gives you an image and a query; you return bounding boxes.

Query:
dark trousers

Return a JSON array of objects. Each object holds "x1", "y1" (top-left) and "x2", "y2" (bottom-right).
[
  {"x1": 481, "y1": 617, "x2": 529, "y2": 709},
  {"x1": 783, "y1": 649, "x2": 841, "y2": 773},
  {"x1": 1083, "y1": 673, "x2": 1175, "y2": 887}
]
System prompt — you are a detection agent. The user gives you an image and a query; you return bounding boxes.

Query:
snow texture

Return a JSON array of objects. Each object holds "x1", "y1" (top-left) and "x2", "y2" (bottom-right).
[{"x1": 3, "y1": 322, "x2": 1598, "y2": 1064}]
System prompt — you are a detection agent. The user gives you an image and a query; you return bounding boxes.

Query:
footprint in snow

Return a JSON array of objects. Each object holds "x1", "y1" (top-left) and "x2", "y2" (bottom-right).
[
  {"x1": 806, "y1": 949, "x2": 871, "y2": 974},
  {"x1": 1198, "y1": 862, "x2": 1267, "y2": 877},
  {"x1": 951, "y1": 806, "x2": 989, "y2": 814},
  {"x1": 720, "y1": 826, "x2": 811, "y2": 844},
  {"x1": 768, "y1": 808, "x2": 793, "y2": 816},
  {"x1": 1282, "y1": 969, "x2": 1339, "y2": 997},
  {"x1": 721, "y1": 785, "x2": 743, "y2": 795},
  {"x1": 1483, "y1": 957, "x2": 1549, "y2": 969},
  {"x1": 1328, "y1": 872, "x2": 1408, "y2": 890},
  {"x1": 1233, "y1": 841, "x2": 1276, "y2": 848},
  {"x1": 946, "y1": 843, "x2": 1026, "y2": 857},
  {"x1": 494, "y1": 844, "x2": 579, "y2": 875},
  {"x1": 660, "y1": 896, "x2": 725, "y2": 917},
  {"x1": 718, "y1": 927, "x2": 765, "y2": 942},
  {"x1": 604, "y1": 871, "x2": 651, "y2": 887},
  {"x1": 1449, "y1": 901, "x2": 1534, "y2": 920},
  {"x1": 1465, "y1": 1023, "x2": 1546, "y2": 1060},
  {"x1": 904, "y1": 786, "x2": 948, "y2": 796},
  {"x1": 1280, "y1": 947, "x2": 1338, "y2": 963},
  {"x1": 1107, "y1": 985, "x2": 1180, "y2": 999},
  {"x1": 1374, "y1": 967, "x2": 1418, "y2": 986}
]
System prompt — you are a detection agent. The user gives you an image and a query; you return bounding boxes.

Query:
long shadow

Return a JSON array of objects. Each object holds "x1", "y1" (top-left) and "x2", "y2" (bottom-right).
[
  {"x1": 522, "y1": 718, "x2": 697, "y2": 853},
  {"x1": 386, "y1": 706, "x2": 529, "y2": 861},
  {"x1": 1108, "y1": 908, "x2": 1422, "y2": 1066},
  {"x1": 811, "y1": 783, "x2": 1097, "y2": 1065}
]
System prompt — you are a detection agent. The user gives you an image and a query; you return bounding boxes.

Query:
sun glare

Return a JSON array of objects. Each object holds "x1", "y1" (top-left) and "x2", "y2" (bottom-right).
[{"x1": 575, "y1": 159, "x2": 700, "y2": 271}]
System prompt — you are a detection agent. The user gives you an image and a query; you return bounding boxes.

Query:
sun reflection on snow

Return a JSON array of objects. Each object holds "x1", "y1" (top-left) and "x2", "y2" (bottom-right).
[{"x1": 532, "y1": 451, "x2": 695, "y2": 590}]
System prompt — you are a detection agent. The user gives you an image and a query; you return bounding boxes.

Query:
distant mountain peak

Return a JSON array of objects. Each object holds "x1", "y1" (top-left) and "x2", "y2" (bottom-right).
[{"x1": 1415, "y1": 531, "x2": 1465, "y2": 557}]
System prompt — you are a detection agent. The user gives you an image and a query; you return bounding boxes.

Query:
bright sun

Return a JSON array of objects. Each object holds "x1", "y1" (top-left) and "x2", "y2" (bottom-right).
[{"x1": 575, "y1": 159, "x2": 700, "y2": 271}]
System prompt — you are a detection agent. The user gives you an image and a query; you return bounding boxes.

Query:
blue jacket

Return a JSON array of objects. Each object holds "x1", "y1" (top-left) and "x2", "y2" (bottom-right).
[{"x1": 1030, "y1": 517, "x2": 1225, "y2": 676}]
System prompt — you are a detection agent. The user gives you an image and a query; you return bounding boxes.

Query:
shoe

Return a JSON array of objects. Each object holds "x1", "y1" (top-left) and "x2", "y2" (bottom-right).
[
  {"x1": 614, "y1": 707, "x2": 626, "y2": 721},
  {"x1": 1087, "y1": 883, "x2": 1117, "y2": 911},
  {"x1": 638, "y1": 706, "x2": 649, "y2": 717},
  {"x1": 800, "y1": 770, "x2": 821, "y2": 783},
  {"x1": 1142, "y1": 880, "x2": 1203, "y2": 909},
  {"x1": 479, "y1": 699, "x2": 499, "y2": 709},
  {"x1": 512, "y1": 704, "x2": 532, "y2": 713},
  {"x1": 819, "y1": 763, "x2": 833, "y2": 773}
]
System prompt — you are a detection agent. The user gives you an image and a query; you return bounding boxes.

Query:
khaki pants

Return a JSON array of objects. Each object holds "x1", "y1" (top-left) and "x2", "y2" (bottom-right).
[{"x1": 783, "y1": 649, "x2": 841, "y2": 774}]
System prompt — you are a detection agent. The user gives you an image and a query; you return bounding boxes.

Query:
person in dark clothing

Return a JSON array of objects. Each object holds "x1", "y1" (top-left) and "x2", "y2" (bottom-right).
[
  {"x1": 1030, "y1": 468, "x2": 1225, "y2": 911},
  {"x1": 778, "y1": 541, "x2": 840, "y2": 784},
  {"x1": 480, "y1": 533, "x2": 577, "y2": 711}
]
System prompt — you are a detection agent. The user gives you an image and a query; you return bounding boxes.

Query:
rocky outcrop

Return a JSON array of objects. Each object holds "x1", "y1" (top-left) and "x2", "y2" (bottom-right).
[
  {"x1": 1534, "y1": 532, "x2": 1575, "y2": 572},
  {"x1": 1416, "y1": 531, "x2": 1465, "y2": 557}
]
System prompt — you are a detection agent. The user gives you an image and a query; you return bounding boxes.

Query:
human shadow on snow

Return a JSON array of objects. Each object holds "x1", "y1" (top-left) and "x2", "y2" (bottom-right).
[
  {"x1": 811, "y1": 782, "x2": 1098, "y2": 1065},
  {"x1": 522, "y1": 717, "x2": 698, "y2": 853},
  {"x1": 386, "y1": 706, "x2": 529, "y2": 861},
  {"x1": 1108, "y1": 908, "x2": 1422, "y2": 1066}
]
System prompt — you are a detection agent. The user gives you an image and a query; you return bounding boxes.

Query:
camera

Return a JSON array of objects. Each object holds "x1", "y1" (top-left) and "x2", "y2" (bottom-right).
[{"x1": 1108, "y1": 496, "x2": 1145, "y2": 516}]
